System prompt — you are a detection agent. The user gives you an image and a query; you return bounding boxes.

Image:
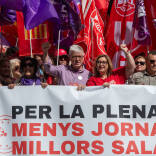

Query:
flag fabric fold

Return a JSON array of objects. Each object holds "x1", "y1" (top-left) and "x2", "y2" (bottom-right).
[
  {"x1": 0, "y1": 7, "x2": 16, "y2": 25},
  {"x1": 23, "y1": 0, "x2": 59, "y2": 29},
  {"x1": 144, "y1": 0, "x2": 156, "y2": 50},
  {"x1": 0, "y1": 0, "x2": 59, "y2": 29},
  {"x1": 133, "y1": 0, "x2": 151, "y2": 45},
  {"x1": 0, "y1": 0, "x2": 24, "y2": 11},
  {"x1": 51, "y1": 0, "x2": 82, "y2": 49}
]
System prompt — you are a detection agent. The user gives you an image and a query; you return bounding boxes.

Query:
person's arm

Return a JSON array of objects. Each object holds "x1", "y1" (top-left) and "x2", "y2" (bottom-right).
[
  {"x1": 120, "y1": 44, "x2": 136, "y2": 79},
  {"x1": 42, "y1": 42, "x2": 60, "y2": 77}
]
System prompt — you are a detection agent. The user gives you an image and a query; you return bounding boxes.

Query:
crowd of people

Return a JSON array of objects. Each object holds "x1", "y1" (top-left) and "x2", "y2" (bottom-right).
[{"x1": 0, "y1": 42, "x2": 156, "y2": 89}]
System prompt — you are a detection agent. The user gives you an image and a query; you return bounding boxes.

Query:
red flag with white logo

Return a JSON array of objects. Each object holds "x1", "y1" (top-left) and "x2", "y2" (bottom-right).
[
  {"x1": 16, "y1": 12, "x2": 50, "y2": 56},
  {"x1": 105, "y1": 0, "x2": 148, "y2": 68},
  {"x1": 75, "y1": 0, "x2": 106, "y2": 71}
]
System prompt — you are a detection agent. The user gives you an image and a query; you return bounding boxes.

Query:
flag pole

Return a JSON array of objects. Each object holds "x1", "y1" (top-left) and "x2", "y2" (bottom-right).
[
  {"x1": 0, "y1": 26, "x2": 2, "y2": 57},
  {"x1": 57, "y1": 29, "x2": 61, "y2": 66},
  {"x1": 29, "y1": 29, "x2": 33, "y2": 58},
  {"x1": 91, "y1": 18, "x2": 94, "y2": 65},
  {"x1": 16, "y1": 37, "x2": 18, "y2": 47}
]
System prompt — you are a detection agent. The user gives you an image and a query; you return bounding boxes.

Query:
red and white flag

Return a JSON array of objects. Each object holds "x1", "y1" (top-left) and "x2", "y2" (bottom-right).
[
  {"x1": 75, "y1": 0, "x2": 106, "y2": 71},
  {"x1": 105, "y1": 0, "x2": 148, "y2": 68},
  {"x1": 94, "y1": 0, "x2": 109, "y2": 24}
]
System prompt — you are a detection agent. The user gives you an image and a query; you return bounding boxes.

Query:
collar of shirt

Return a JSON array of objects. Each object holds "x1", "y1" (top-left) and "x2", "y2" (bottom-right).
[{"x1": 68, "y1": 65, "x2": 85, "y2": 73}]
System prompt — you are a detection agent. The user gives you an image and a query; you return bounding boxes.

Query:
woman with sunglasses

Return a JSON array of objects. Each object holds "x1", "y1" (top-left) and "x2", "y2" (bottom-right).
[
  {"x1": 86, "y1": 44, "x2": 136, "y2": 87},
  {"x1": 134, "y1": 53, "x2": 146, "y2": 73},
  {"x1": 128, "y1": 50, "x2": 156, "y2": 85}
]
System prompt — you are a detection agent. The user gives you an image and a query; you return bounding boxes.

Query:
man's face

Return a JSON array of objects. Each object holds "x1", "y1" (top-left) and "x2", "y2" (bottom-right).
[
  {"x1": 147, "y1": 54, "x2": 156, "y2": 74},
  {"x1": 70, "y1": 51, "x2": 84, "y2": 70}
]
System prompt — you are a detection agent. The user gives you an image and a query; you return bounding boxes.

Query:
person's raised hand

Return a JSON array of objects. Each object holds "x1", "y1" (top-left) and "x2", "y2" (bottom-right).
[
  {"x1": 42, "y1": 42, "x2": 51, "y2": 53},
  {"x1": 42, "y1": 42, "x2": 51, "y2": 62},
  {"x1": 120, "y1": 44, "x2": 129, "y2": 55}
]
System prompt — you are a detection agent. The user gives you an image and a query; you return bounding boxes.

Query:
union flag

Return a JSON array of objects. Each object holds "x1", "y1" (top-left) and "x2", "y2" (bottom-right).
[
  {"x1": 105, "y1": 0, "x2": 148, "y2": 68},
  {"x1": 75, "y1": 0, "x2": 106, "y2": 71}
]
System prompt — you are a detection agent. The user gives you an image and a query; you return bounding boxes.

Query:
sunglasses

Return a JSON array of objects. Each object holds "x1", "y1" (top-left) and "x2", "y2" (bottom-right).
[
  {"x1": 24, "y1": 63, "x2": 34, "y2": 67},
  {"x1": 135, "y1": 61, "x2": 145, "y2": 65},
  {"x1": 72, "y1": 55, "x2": 84, "y2": 59},
  {"x1": 150, "y1": 60, "x2": 156, "y2": 64}
]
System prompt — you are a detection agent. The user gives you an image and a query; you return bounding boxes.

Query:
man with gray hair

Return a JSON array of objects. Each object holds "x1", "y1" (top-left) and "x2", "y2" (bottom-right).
[
  {"x1": 42, "y1": 42, "x2": 91, "y2": 86},
  {"x1": 128, "y1": 50, "x2": 156, "y2": 85}
]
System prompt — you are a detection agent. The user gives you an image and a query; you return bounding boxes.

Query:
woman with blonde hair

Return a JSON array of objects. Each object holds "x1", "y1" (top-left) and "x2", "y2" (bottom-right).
[{"x1": 10, "y1": 58, "x2": 22, "y2": 83}]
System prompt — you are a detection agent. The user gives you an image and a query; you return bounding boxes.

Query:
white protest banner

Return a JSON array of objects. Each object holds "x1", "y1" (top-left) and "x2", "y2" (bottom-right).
[{"x1": 0, "y1": 85, "x2": 155, "y2": 156}]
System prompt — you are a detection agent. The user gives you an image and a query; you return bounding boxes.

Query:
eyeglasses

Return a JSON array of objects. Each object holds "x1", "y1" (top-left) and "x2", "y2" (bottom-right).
[
  {"x1": 72, "y1": 56, "x2": 84, "y2": 59},
  {"x1": 150, "y1": 60, "x2": 156, "y2": 64},
  {"x1": 24, "y1": 63, "x2": 34, "y2": 67},
  {"x1": 135, "y1": 61, "x2": 146, "y2": 65},
  {"x1": 97, "y1": 61, "x2": 108, "y2": 65}
]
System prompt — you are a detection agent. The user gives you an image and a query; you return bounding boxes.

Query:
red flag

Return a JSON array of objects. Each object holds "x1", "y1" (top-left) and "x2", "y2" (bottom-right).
[
  {"x1": 94, "y1": 0, "x2": 109, "y2": 23},
  {"x1": 16, "y1": 12, "x2": 50, "y2": 56},
  {"x1": 105, "y1": 0, "x2": 148, "y2": 68},
  {"x1": 75, "y1": 0, "x2": 106, "y2": 71},
  {"x1": 1, "y1": 23, "x2": 18, "y2": 46}
]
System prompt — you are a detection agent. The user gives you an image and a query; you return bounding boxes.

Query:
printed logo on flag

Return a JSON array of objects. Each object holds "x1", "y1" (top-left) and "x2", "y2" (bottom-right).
[
  {"x1": 24, "y1": 24, "x2": 48, "y2": 40},
  {"x1": 115, "y1": 0, "x2": 135, "y2": 17},
  {"x1": 90, "y1": 10, "x2": 105, "y2": 54},
  {"x1": 0, "y1": 115, "x2": 12, "y2": 154}
]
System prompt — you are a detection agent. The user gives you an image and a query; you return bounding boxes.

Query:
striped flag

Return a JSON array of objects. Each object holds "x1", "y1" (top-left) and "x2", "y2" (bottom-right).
[{"x1": 16, "y1": 12, "x2": 50, "y2": 56}]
